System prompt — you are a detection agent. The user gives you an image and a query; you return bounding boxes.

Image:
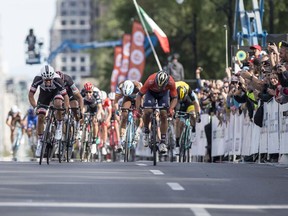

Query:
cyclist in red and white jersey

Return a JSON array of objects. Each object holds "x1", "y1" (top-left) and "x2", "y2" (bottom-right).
[
  {"x1": 135, "y1": 70, "x2": 178, "y2": 154},
  {"x1": 28, "y1": 65, "x2": 69, "y2": 157}
]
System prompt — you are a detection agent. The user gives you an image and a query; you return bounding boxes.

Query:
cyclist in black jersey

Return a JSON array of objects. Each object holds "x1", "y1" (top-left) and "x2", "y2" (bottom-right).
[{"x1": 28, "y1": 64, "x2": 69, "y2": 157}]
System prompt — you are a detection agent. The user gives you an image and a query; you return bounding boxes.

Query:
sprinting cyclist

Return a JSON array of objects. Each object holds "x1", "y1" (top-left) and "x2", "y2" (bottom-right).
[
  {"x1": 80, "y1": 82, "x2": 103, "y2": 154},
  {"x1": 135, "y1": 70, "x2": 178, "y2": 154},
  {"x1": 28, "y1": 64, "x2": 69, "y2": 157},
  {"x1": 6, "y1": 105, "x2": 25, "y2": 153},
  {"x1": 23, "y1": 107, "x2": 38, "y2": 154},
  {"x1": 114, "y1": 80, "x2": 143, "y2": 149},
  {"x1": 99, "y1": 90, "x2": 111, "y2": 157},
  {"x1": 55, "y1": 71, "x2": 84, "y2": 121},
  {"x1": 175, "y1": 81, "x2": 201, "y2": 153}
]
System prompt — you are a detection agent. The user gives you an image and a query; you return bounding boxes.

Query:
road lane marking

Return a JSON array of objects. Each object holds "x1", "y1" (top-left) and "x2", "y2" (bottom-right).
[
  {"x1": 190, "y1": 208, "x2": 211, "y2": 216},
  {"x1": 150, "y1": 170, "x2": 164, "y2": 175},
  {"x1": 136, "y1": 163, "x2": 147, "y2": 166},
  {"x1": 0, "y1": 202, "x2": 288, "y2": 209},
  {"x1": 167, "y1": 182, "x2": 184, "y2": 191}
]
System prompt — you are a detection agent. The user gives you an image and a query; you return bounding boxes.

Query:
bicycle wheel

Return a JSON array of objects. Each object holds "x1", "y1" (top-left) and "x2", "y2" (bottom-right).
[
  {"x1": 80, "y1": 125, "x2": 88, "y2": 162},
  {"x1": 178, "y1": 128, "x2": 187, "y2": 163},
  {"x1": 40, "y1": 116, "x2": 52, "y2": 165},
  {"x1": 124, "y1": 122, "x2": 132, "y2": 162},
  {"x1": 151, "y1": 117, "x2": 157, "y2": 166}
]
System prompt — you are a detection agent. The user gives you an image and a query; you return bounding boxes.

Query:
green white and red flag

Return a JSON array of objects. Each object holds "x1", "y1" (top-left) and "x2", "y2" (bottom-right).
[{"x1": 137, "y1": 4, "x2": 170, "y2": 54}]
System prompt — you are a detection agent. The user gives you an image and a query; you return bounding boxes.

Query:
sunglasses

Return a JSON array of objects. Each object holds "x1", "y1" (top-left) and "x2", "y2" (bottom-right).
[
  {"x1": 86, "y1": 91, "x2": 93, "y2": 94},
  {"x1": 43, "y1": 79, "x2": 52, "y2": 82}
]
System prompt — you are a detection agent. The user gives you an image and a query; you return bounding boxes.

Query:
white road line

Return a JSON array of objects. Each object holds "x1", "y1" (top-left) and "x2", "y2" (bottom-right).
[
  {"x1": 0, "y1": 202, "x2": 288, "y2": 209},
  {"x1": 167, "y1": 182, "x2": 185, "y2": 191},
  {"x1": 190, "y1": 208, "x2": 211, "y2": 216},
  {"x1": 136, "y1": 163, "x2": 147, "y2": 166},
  {"x1": 150, "y1": 170, "x2": 164, "y2": 175}
]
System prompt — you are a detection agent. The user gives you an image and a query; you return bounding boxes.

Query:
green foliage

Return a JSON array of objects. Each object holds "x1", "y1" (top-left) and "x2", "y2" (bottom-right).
[{"x1": 90, "y1": 0, "x2": 288, "y2": 91}]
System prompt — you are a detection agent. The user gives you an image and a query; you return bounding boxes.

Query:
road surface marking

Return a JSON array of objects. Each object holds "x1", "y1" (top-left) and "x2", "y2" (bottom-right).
[
  {"x1": 167, "y1": 182, "x2": 184, "y2": 191},
  {"x1": 0, "y1": 202, "x2": 288, "y2": 209},
  {"x1": 190, "y1": 208, "x2": 211, "y2": 216},
  {"x1": 150, "y1": 170, "x2": 164, "y2": 175},
  {"x1": 136, "y1": 163, "x2": 147, "y2": 166}
]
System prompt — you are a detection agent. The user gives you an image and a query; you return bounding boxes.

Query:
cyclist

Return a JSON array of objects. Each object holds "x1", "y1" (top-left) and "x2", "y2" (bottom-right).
[
  {"x1": 55, "y1": 71, "x2": 84, "y2": 121},
  {"x1": 107, "y1": 92, "x2": 121, "y2": 152},
  {"x1": 23, "y1": 107, "x2": 38, "y2": 152},
  {"x1": 6, "y1": 105, "x2": 25, "y2": 151},
  {"x1": 135, "y1": 70, "x2": 178, "y2": 154},
  {"x1": 175, "y1": 81, "x2": 201, "y2": 153},
  {"x1": 99, "y1": 90, "x2": 111, "y2": 157},
  {"x1": 114, "y1": 80, "x2": 143, "y2": 149},
  {"x1": 28, "y1": 64, "x2": 70, "y2": 157},
  {"x1": 80, "y1": 82, "x2": 103, "y2": 154}
]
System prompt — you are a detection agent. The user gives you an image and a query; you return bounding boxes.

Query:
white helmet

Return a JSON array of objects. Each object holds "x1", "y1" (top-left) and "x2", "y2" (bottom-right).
[
  {"x1": 108, "y1": 92, "x2": 115, "y2": 100},
  {"x1": 101, "y1": 90, "x2": 107, "y2": 100},
  {"x1": 11, "y1": 105, "x2": 19, "y2": 114},
  {"x1": 40, "y1": 65, "x2": 55, "y2": 80},
  {"x1": 122, "y1": 80, "x2": 134, "y2": 96}
]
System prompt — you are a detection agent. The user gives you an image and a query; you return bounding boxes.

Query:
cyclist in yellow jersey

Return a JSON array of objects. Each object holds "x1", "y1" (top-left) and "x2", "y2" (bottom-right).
[{"x1": 175, "y1": 81, "x2": 201, "y2": 154}]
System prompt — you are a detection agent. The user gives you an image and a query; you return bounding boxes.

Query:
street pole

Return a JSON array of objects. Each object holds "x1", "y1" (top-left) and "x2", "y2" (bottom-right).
[{"x1": 224, "y1": 24, "x2": 228, "y2": 69}]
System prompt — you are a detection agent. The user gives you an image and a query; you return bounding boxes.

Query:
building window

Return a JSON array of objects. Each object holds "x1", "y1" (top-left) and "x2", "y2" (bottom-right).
[
  {"x1": 61, "y1": 20, "x2": 66, "y2": 25},
  {"x1": 71, "y1": 57, "x2": 76, "y2": 62},
  {"x1": 80, "y1": 66, "x2": 86, "y2": 72},
  {"x1": 61, "y1": 66, "x2": 67, "y2": 72},
  {"x1": 70, "y1": 1, "x2": 76, "y2": 7},
  {"x1": 80, "y1": 20, "x2": 85, "y2": 25},
  {"x1": 80, "y1": 57, "x2": 85, "y2": 62},
  {"x1": 61, "y1": 10, "x2": 67, "y2": 16},
  {"x1": 71, "y1": 66, "x2": 76, "y2": 72},
  {"x1": 80, "y1": 11, "x2": 87, "y2": 16},
  {"x1": 62, "y1": 57, "x2": 67, "y2": 62},
  {"x1": 70, "y1": 20, "x2": 76, "y2": 25}
]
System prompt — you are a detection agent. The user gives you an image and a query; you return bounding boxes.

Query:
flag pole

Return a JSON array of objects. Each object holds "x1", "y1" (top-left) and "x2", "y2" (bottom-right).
[{"x1": 133, "y1": 0, "x2": 162, "y2": 71}]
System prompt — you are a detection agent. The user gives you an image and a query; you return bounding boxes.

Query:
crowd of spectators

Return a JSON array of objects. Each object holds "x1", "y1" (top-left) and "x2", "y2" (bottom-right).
[{"x1": 194, "y1": 40, "x2": 288, "y2": 162}]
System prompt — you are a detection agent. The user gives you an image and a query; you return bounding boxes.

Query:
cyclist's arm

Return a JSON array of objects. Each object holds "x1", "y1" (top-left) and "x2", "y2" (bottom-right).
[
  {"x1": 74, "y1": 91, "x2": 84, "y2": 113},
  {"x1": 6, "y1": 116, "x2": 12, "y2": 127},
  {"x1": 28, "y1": 91, "x2": 37, "y2": 108}
]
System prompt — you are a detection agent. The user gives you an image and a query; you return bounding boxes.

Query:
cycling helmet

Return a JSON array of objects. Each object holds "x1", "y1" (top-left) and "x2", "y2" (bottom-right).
[
  {"x1": 40, "y1": 65, "x2": 55, "y2": 80},
  {"x1": 155, "y1": 71, "x2": 169, "y2": 88},
  {"x1": 122, "y1": 80, "x2": 134, "y2": 96},
  {"x1": 101, "y1": 90, "x2": 107, "y2": 100},
  {"x1": 28, "y1": 107, "x2": 34, "y2": 115},
  {"x1": 55, "y1": 71, "x2": 64, "y2": 80},
  {"x1": 84, "y1": 82, "x2": 94, "y2": 92},
  {"x1": 11, "y1": 105, "x2": 19, "y2": 114},
  {"x1": 177, "y1": 86, "x2": 187, "y2": 100},
  {"x1": 108, "y1": 92, "x2": 115, "y2": 100}
]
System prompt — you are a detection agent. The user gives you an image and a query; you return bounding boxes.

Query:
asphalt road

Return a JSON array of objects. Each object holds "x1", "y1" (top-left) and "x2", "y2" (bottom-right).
[{"x1": 0, "y1": 160, "x2": 287, "y2": 216}]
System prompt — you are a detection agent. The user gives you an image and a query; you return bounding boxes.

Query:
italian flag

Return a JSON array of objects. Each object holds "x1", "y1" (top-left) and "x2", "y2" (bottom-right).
[{"x1": 137, "y1": 4, "x2": 170, "y2": 53}]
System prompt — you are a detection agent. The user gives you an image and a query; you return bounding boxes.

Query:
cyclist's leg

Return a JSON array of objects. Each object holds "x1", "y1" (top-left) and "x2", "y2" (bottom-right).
[
  {"x1": 120, "y1": 98, "x2": 131, "y2": 145},
  {"x1": 53, "y1": 94, "x2": 65, "y2": 140},
  {"x1": 187, "y1": 105, "x2": 196, "y2": 146},
  {"x1": 142, "y1": 91, "x2": 155, "y2": 147},
  {"x1": 157, "y1": 91, "x2": 169, "y2": 153}
]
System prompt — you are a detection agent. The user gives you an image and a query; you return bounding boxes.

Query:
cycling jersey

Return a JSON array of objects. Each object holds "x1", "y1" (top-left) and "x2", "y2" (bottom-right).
[{"x1": 62, "y1": 73, "x2": 80, "y2": 100}]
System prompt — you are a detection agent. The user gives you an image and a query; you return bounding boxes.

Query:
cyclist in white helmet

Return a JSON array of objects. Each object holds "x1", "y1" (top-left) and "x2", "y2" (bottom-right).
[
  {"x1": 28, "y1": 64, "x2": 70, "y2": 157},
  {"x1": 114, "y1": 80, "x2": 143, "y2": 151}
]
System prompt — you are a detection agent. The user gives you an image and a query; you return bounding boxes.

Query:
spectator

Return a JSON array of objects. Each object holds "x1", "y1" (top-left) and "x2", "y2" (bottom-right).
[{"x1": 167, "y1": 53, "x2": 184, "y2": 81}]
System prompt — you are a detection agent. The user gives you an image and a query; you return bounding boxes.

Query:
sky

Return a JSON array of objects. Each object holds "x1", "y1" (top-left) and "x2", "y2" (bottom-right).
[{"x1": 0, "y1": 0, "x2": 57, "y2": 79}]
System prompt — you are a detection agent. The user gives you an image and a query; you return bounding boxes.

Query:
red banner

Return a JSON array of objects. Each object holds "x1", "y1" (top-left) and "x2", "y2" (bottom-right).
[
  {"x1": 127, "y1": 21, "x2": 146, "y2": 81},
  {"x1": 110, "y1": 46, "x2": 122, "y2": 92},
  {"x1": 117, "y1": 34, "x2": 131, "y2": 84}
]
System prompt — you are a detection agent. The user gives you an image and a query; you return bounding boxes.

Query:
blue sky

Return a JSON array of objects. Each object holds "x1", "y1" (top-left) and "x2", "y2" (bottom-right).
[{"x1": 0, "y1": 0, "x2": 57, "y2": 78}]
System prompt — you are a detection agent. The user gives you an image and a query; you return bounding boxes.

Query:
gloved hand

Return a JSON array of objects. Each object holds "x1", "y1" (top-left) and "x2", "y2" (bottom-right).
[
  {"x1": 196, "y1": 112, "x2": 201, "y2": 123},
  {"x1": 115, "y1": 109, "x2": 120, "y2": 116},
  {"x1": 133, "y1": 109, "x2": 142, "y2": 118},
  {"x1": 168, "y1": 108, "x2": 174, "y2": 117}
]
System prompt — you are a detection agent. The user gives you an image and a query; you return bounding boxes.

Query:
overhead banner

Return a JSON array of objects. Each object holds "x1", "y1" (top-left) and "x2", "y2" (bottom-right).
[
  {"x1": 117, "y1": 34, "x2": 131, "y2": 84},
  {"x1": 127, "y1": 21, "x2": 146, "y2": 81},
  {"x1": 110, "y1": 46, "x2": 122, "y2": 92}
]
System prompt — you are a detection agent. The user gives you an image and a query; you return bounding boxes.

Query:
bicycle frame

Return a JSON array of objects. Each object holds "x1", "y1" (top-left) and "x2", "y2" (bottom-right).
[
  {"x1": 121, "y1": 107, "x2": 136, "y2": 162},
  {"x1": 177, "y1": 111, "x2": 192, "y2": 163},
  {"x1": 80, "y1": 113, "x2": 94, "y2": 162},
  {"x1": 143, "y1": 106, "x2": 165, "y2": 166}
]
